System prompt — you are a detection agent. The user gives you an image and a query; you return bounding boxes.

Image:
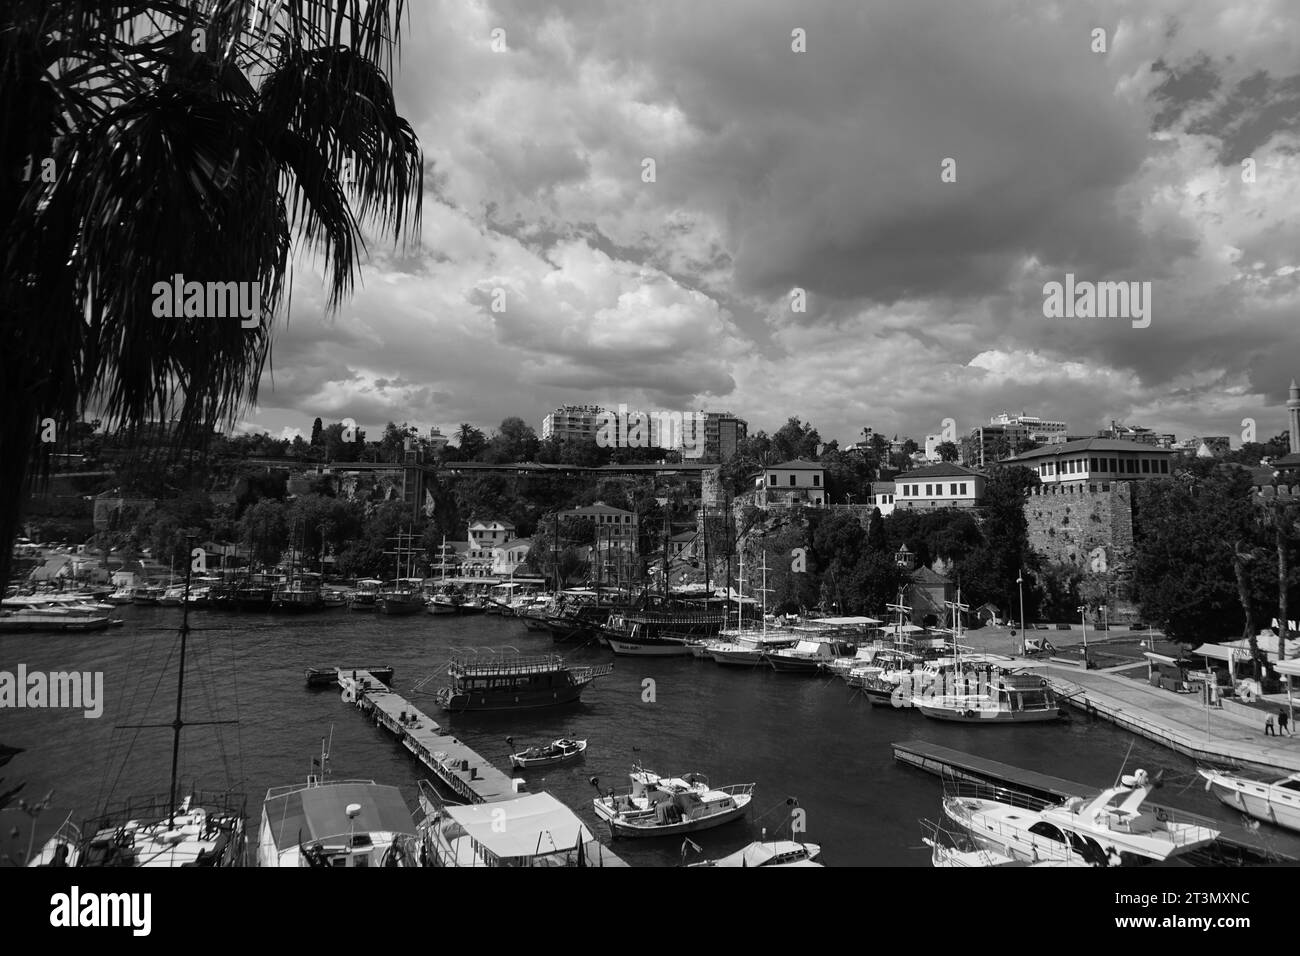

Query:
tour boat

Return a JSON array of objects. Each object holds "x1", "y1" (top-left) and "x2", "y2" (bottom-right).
[
  {"x1": 434, "y1": 654, "x2": 613, "y2": 713},
  {"x1": 914, "y1": 672, "x2": 1066, "y2": 723},
  {"x1": 418, "y1": 785, "x2": 624, "y2": 867},
  {"x1": 378, "y1": 579, "x2": 425, "y2": 616},
  {"x1": 943, "y1": 769, "x2": 1220, "y2": 865},
  {"x1": 508, "y1": 736, "x2": 588, "y2": 768},
  {"x1": 1198, "y1": 766, "x2": 1300, "y2": 833},
  {"x1": 347, "y1": 579, "x2": 383, "y2": 611},
  {"x1": 600, "y1": 611, "x2": 713, "y2": 657},
  {"x1": 257, "y1": 742, "x2": 419, "y2": 867},
  {"x1": 687, "y1": 839, "x2": 823, "y2": 867},
  {"x1": 592, "y1": 769, "x2": 755, "y2": 838},
  {"x1": 766, "y1": 637, "x2": 857, "y2": 673},
  {"x1": 272, "y1": 577, "x2": 324, "y2": 613}
]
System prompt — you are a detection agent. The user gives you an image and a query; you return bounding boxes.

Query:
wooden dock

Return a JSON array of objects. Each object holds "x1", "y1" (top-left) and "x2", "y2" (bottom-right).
[
  {"x1": 340, "y1": 671, "x2": 523, "y2": 804},
  {"x1": 893, "y1": 739, "x2": 1298, "y2": 864},
  {"x1": 1046, "y1": 666, "x2": 1300, "y2": 775}
]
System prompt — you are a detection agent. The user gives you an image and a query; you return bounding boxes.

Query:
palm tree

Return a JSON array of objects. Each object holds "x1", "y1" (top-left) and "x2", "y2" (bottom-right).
[
  {"x1": 1, "y1": 0, "x2": 423, "y2": 585},
  {"x1": 1227, "y1": 538, "x2": 1260, "y2": 678}
]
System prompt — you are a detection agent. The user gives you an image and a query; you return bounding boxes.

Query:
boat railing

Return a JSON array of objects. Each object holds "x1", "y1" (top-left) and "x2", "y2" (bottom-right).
[
  {"x1": 263, "y1": 779, "x2": 377, "y2": 799},
  {"x1": 713, "y1": 783, "x2": 757, "y2": 798},
  {"x1": 945, "y1": 781, "x2": 1054, "y2": 812},
  {"x1": 448, "y1": 654, "x2": 571, "y2": 676},
  {"x1": 81, "y1": 789, "x2": 248, "y2": 835}
]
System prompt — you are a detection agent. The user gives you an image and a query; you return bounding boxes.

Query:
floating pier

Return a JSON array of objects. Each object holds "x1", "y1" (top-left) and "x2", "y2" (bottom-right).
[
  {"x1": 339, "y1": 671, "x2": 522, "y2": 804},
  {"x1": 893, "y1": 739, "x2": 1298, "y2": 865},
  {"x1": 1046, "y1": 667, "x2": 1300, "y2": 776},
  {"x1": 306, "y1": 665, "x2": 394, "y2": 688}
]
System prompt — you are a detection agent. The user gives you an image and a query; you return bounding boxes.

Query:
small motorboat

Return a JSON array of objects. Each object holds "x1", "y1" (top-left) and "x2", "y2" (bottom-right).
[
  {"x1": 592, "y1": 769, "x2": 754, "y2": 838},
  {"x1": 508, "y1": 736, "x2": 588, "y2": 769}
]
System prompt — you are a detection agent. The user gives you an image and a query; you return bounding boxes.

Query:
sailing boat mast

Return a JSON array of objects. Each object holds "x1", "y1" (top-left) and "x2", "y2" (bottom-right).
[{"x1": 167, "y1": 541, "x2": 195, "y2": 829}]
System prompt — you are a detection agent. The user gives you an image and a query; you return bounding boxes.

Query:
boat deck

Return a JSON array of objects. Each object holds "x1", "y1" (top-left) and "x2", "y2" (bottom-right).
[
  {"x1": 340, "y1": 671, "x2": 522, "y2": 804},
  {"x1": 892, "y1": 739, "x2": 1298, "y2": 864}
]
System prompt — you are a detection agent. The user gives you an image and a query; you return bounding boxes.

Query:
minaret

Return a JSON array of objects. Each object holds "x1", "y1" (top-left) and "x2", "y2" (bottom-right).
[{"x1": 1288, "y1": 380, "x2": 1300, "y2": 454}]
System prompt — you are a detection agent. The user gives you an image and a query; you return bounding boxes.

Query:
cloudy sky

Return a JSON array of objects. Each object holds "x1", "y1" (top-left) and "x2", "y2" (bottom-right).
[{"x1": 245, "y1": 0, "x2": 1300, "y2": 449}]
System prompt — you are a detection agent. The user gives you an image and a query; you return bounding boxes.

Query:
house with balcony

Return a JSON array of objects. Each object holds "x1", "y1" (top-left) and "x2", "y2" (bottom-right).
[
  {"x1": 1005, "y1": 438, "x2": 1176, "y2": 487},
  {"x1": 893, "y1": 463, "x2": 985, "y2": 510},
  {"x1": 753, "y1": 458, "x2": 826, "y2": 507}
]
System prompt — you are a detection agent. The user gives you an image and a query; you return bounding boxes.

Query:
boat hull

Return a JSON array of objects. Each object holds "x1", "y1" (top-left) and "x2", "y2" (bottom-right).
[
  {"x1": 439, "y1": 684, "x2": 592, "y2": 713},
  {"x1": 1205, "y1": 778, "x2": 1300, "y2": 833},
  {"x1": 918, "y1": 704, "x2": 1065, "y2": 723},
  {"x1": 607, "y1": 638, "x2": 694, "y2": 657},
  {"x1": 598, "y1": 801, "x2": 749, "y2": 839}
]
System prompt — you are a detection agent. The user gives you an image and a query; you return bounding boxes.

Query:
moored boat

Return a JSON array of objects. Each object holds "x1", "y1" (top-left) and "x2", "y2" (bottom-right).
[
  {"x1": 592, "y1": 769, "x2": 754, "y2": 839},
  {"x1": 508, "y1": 736, "x2": 588, "y2": 768},
  {"x1": 434, "y1": 653, "x2": 613, "y2": 712},
  {"x1": 1198, "y1": 766, "x2": 1300, "y2": 833},
  {"x1": 687, "y1": 839, "x2": 822, "y2": 867},
  {"x1": 915, "y1": 672, "x2": 1066, "y2": 723}
]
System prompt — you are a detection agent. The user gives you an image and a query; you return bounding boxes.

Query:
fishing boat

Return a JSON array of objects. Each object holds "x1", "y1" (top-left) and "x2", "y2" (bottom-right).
[
  {"x1": 507, "y1": 736, "x2": 588, "y2": 768},
  {"x1": 233, "y1": 577, "x2": 276, "y2": 612},
  {"x1": 434, "y1": 653, "x2": 613, "y2": 713},
  {"x1": 347, "y1": 579, "x2": 383, "y2": 611},
  {"x1": 257, "y1": 740, "x2": 420, "y2": 868},
  {"x1": 417, "y1": 785, "x2": 624, "y2": 867},
  {"x1": 1198, "y1": 767, "x2": 1300, "y2": 833},
  {"x1": 426, "y1": 587, "x2": 460, "y2": 615},
  {"x1": 320, "y1": 589, "x2": 348, "y2": 609},
  {"x1": 943, "y1": 769, "x2": 1220, "y2": 866},
  {"x1": 593, "y1": 769, "x2": 755, "y2": 839},
  {"x1": 687, "y1": 839, "x2": 823, "y2": 867},
  {"x1": 157, "y1": 584, "x2": 186, "y2": 607}
]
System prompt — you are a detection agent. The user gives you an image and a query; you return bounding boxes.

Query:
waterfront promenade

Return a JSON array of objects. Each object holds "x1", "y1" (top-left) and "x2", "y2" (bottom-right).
[{"x1": 1045, "y1": 665, "x2": 1300, "y2": 774}]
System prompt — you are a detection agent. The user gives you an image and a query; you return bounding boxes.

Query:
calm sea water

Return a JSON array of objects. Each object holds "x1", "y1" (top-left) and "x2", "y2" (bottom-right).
[{"x1": 4, "y1": 606, "x2": 1297, "y2": 866}]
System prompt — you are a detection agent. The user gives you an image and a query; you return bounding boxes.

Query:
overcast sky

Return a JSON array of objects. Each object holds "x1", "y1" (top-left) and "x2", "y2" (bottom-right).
[{"x1": 243, "y1": 0, "x2": 1300, "y2": 449}]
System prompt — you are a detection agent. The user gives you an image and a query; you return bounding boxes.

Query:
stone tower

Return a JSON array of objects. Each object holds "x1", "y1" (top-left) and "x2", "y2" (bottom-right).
[{"x1": 1288, "y1": 379, "x2": 1300, "y2": 454}]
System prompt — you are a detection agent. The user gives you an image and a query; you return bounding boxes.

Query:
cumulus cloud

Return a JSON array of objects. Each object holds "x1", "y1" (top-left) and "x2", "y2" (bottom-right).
[{"x1": 240, "y1": 0, "x2": 1300, "y2": 448}]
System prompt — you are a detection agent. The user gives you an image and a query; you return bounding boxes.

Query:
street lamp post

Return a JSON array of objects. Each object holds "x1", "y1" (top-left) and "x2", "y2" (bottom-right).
[
  {"x1": 1016, "y1": 570, "x2": 1025, "y2": 655},
  {"x1": 1078, "y1": 605, "x2": 1089, "y2": 667}
]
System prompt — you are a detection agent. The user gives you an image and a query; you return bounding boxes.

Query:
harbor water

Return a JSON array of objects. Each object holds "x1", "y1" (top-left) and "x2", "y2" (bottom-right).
[{"x1": 4, "y1": 606, "x2": 1298, "y2": 866}]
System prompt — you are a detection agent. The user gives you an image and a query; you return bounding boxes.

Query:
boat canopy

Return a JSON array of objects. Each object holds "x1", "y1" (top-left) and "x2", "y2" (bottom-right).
[
  {"x1": 442, "y1": 792, "x2": 596, "y2": 859},
  {"x1": 262, "y1": 782, "x2": 415, "y2": 852}
]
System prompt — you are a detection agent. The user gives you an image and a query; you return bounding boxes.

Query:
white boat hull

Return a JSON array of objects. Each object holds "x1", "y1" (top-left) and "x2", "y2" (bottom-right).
[
  {"x1": 1202, "y1": 772, "x2": 1300, "y2": 833},
  {"x1": 596, "y1": 799, "x2": 750, "y2": 838},
  {"x1": 607, "y1": 639, "x2": 694, "y2": 657}
]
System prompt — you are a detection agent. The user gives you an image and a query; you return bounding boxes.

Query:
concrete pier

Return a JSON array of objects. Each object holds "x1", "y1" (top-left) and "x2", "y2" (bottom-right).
[
  {"x1": 339, "y1": 670, "x2": 523, "y2": 804},
  {"x1": 1046, "y1": 666, "x2": 1300, "y2": 775}
]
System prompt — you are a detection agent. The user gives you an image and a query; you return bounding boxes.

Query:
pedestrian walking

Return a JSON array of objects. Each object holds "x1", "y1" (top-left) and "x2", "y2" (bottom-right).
[
  {"x1": 1265, "y1": 714, "x2": 1277, "y2": 736},
  {"x1": 1279, "y1": 708, "x2": 1292, "y2": 737}
]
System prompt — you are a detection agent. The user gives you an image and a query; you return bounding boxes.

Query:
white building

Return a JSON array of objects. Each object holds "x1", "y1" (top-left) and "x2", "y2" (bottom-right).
[
  {"x1": 541, "y1": 405, "x2": 605, "y2": 443},
  {"x1": 923, "y1": 435, "x2": 947, "y2": 462},
  {"x1": 990, "y1": 412, "x2": 1068, "y2": 445},
  {"x1": 1006, "y1": 438, "x2": 1176, "y2": 485},
  {"x1": 871, "y1": 480, "x2": 896, "y2": 516},
  {"x1": 754, "y1": 458, "x2": 826, "y2": 507},
  {"x1": 492, "y1": 538, "x2": 532, "y2": 577},
  {"x1": 894, "y1": 463, "x2": 985, "y2": 510}
]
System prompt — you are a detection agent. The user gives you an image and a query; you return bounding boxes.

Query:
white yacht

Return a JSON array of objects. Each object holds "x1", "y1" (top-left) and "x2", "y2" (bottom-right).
[
  {"x1": 943, "y1": 770, "x2": 1220, "y2": 866},
  {"x1": 1198, "y1": 766, "x2": 1300, "y2": 833},
  {"x1": 593, "y1": 769, "x2": 754, "y2": 838}
]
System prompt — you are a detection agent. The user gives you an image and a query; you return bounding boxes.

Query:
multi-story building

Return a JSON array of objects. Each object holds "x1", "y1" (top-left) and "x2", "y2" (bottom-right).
[
  {"x1": 541, "y1": 405, "x2": 605, "y2": 443},
  {"x1": 753, "y1": 458, "x2": 827, "y2": 507},
  {"x1": 492, "y1": 538, "x2": 532, "y2": 577},
  {"x1": 702, "y1": 412, "x2": 748, "y2": 462},
  {"x1": 560, "y1": 502, "x2": 639, "y2": 554},
  {"x1": 1007, "y1": 438, "x2": 1176, "y2": 485},
  {"x1": 894, "y1": 463, "x2": 985, "y2": 510},
  {"x1": 923, "y1": 434, "x2": 947, "y2": 462},
  {"x1": 1098, "y1": 421, "x2": 1162, "y2": 446},
  {"x1": 963, "y1": 424, "x2": 1013, "y2": 468},
  {"x1": 989, "y1": 412, "x2": 1068, "y2": 444}
]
